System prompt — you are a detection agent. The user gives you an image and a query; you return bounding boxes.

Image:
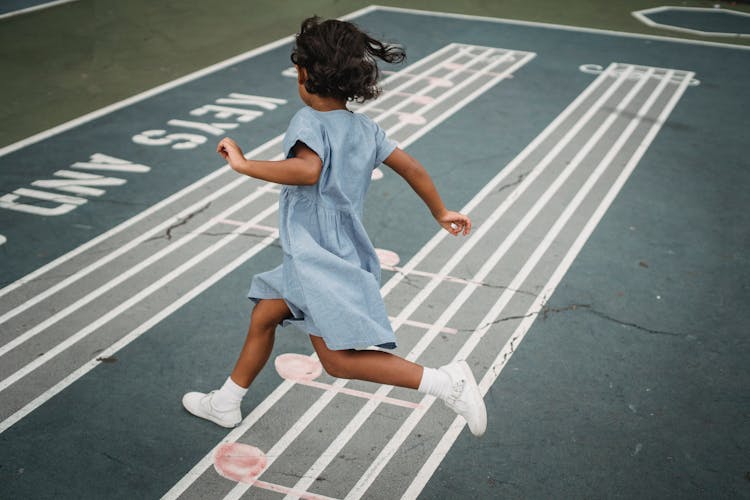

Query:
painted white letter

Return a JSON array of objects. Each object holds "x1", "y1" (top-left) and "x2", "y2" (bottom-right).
[
  {"x1": 167, "y1": 119, "x2": 239, "y2": 136},
  {"x1": 215, "y1": 93, "x2": 287, "y2": 110},
  {"x1": 72, "y1": 153, "x2": 151, "y2": 173},
  {"x1": 190, "y1": 105, "x2": 263, "y2": 123},
  {"x1": 132, "y1": 129, "x2": 207, "y2": 150},
  {"x1": 32, "y1": 170, "x2": 126, "y2": 197},
  {"x1": 0, "y1": 188, "x2": 86, "y2": 216}
]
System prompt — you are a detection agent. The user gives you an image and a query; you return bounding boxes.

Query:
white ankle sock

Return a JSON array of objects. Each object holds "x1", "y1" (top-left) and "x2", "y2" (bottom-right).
[
  {"x1": 417, "y1": 367, "x2": 452, "y2": 401},
  {"x1": 211, "y1": 376, "x2": 248, "y2": 411}
]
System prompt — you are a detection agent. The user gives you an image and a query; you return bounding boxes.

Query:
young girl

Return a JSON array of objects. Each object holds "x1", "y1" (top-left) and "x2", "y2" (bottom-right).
[{"x1": 183, "y1": 16, "x2": 486, "y2": 437}]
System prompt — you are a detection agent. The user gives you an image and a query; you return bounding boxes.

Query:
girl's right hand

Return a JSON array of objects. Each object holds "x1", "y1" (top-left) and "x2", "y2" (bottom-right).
[
  {"x1": 436, "y1": 210, "x2": 472, "y2": 236},
  {"x1": 217, "y1": 137, "x2": 247, "y2": 172}
]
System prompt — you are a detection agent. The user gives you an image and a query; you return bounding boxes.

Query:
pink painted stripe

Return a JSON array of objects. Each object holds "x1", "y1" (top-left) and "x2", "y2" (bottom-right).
[
  {"x1": 302, "y1": 379, "x2": 422, "y2": 409},
  {"x1": 443, "y1": 61, "x2": 510, "y2": 77},
  {"x1": 248, "y1": 223, "x2": 278, "y2": 233},
  {"x1": 364, "y1": 107, "x2": 428, "y2": 125},
  {"x1": 252, "y1": 479, "x2": 337, "y2": 500},
  {"x1": 217, "y1": 218, "x2": 245, "y2": 226},
  {"x1": 390, "y1": 91, "x2": 435, "y2": 104},
  {"x1": 381, "y1": 264, "x2": 475, "y2": 286},
  {"x1": 381, "y1": 70, "x2": 454, "y2": 87},
  {"x1": 389, "y1": 316, "x2": 458, "y2": 335}
]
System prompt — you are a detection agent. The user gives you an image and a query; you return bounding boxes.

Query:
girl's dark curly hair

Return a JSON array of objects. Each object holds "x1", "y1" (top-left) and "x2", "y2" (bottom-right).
[{"x1": 291, "y1": 16, "x2": 406, "y2": 102}]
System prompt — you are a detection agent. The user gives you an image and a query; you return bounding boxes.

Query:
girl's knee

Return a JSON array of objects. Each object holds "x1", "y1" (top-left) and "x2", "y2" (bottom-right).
[
  {"x1": 251, "y1": 299, "x2": 291, "y2": 331},
  {"x1": 319, "y1": 353, "x2": 351, "y2": 379},
  {"x1": 310, "y1": 336, "x2": 352, "y2": 379}
]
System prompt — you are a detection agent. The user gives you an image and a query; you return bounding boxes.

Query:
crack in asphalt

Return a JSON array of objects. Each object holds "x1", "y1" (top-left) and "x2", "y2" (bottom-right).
[
  {"x1": 496, "y1": 171, "x2": 529, "y2": 194},
  {"x1": 143, "y1": 202, "x2": 212, "y2": 242},
  {"x1": 462, "y1": 302, "x2": 687, "y2": 339}
]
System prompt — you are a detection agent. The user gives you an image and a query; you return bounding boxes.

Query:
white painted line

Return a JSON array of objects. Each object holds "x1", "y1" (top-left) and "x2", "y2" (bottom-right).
[
  {"x1": 221, "y1": 53, "x2": 535, "y2": 500},
  {"x1": 0, "y1": 164, "x2": 231, "y2": 300},
  {"x1": 162, "y1": 377, "x2": 298, "y2": 497},
  {"x1": 0, "y1": 230, "x2": 282, "y2": 435},
  {"x1": 0, "y1": 5, "x2": 377, "y2": 158},
  {"x1": 0, "y1": 47, "x2": 491, "y2": 354},
  {"x1": 381, "y1": 49, "x2": 522, "y2": 140},
  {"x1": 0, "y1": 42, "x2": 458, "y2": 307},
  {"x1": 0, "y1": 179, "x2": 279, "y2": 358},
  {"x1": 0, "y1": 48, "x2": 291, "y2": 161},
  {"x1": 0, "y1": 44, "x2": 469, "y2": 354},
  {"x1": 222, "y1": 383, "x2": 345, "y2": 500},
  {"x1": 384, "y1": 63, "x2": 631, "y2": 320},
  {"x1": 0, "y1": 202, "x2": 280, "y2": 393},
  {"x1": 631, "y1": 6, "x2": 750, "y2": 38},
  {"x1": 218, "y1": 221, "x2": 279, "y2": 234},
  {"x1": 362, "y1": 67, "x2": 679, "y2": 500},
  {"x1": 379, "y1": 68, "x2": 609, "y2": 303},
  {"x1": 374, "y1": 5, "x2": 750, "y2": 50},
  {"x1": 638, "y1": 5, "x2": 750, "y2": 16},
  {"x1": 292, "y1": 64, "x2": 647, "y2": 499},
  {"x1": 0, "y1": 44, "x2": 534, "y2": 434},
  {"x1": 351, "y1": 46, "x2": 514, "y2": 141},
  {"x1": 0, "y1": 0, "x2": 78, "y2": 20},
  {"x1": 403, "y1": 69, "x2": 694, "y2": 500},
  {"x1": 217, "y1": 59, "x2": 616, "y2": 500},
  {"x1": 163, "y1": 46, "x2": 538, "y2": 498},
  {"x1": 228, "y1": 53, "x2": 541, "y2": 500},
  {"x1": 356, "y1": 68, "x2": 685, "y2": 500},
  {"x1": 0, "y1": 176, "x2": 275, "y2": 325}
]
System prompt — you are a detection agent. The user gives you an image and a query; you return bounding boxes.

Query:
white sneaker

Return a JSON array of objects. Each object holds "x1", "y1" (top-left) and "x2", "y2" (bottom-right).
[
  {"x1": 439, "y1": 361, "x2": 487, "y2": 437},
  {"x1": 182, "y1": 391, "x2": 241, "y2": 428}
]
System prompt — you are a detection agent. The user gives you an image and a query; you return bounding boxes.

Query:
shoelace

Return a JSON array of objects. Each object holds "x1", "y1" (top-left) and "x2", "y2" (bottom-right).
[{"x1": 446, "y1": 379, "x2": 466, "y2": 405}]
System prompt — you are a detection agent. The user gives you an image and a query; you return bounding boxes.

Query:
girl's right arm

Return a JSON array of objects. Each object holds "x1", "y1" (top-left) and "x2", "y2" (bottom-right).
[
  {"x1": 217, "y1": 137, "x2": 322, "y2": 186},
  {"x1": 383, "y1": 147, "x2": 471, "y2": 236}
]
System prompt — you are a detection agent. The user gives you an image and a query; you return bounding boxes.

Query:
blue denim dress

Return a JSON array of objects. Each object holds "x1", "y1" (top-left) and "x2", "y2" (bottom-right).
[{"x1": 248, "y1": 106, "x2": 398, "y2": 350}]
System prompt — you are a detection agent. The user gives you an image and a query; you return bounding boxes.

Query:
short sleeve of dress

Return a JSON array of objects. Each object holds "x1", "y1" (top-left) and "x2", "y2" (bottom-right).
[
  {"x1": 283, "y1": 108, "x2": 327, "y2": 163},
  {"x1": 373, "y1": 121, "x2": 398, "y2": 165}
]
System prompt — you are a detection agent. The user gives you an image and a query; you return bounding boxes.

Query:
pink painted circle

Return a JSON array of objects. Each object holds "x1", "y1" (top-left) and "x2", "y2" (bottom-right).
[
  {"x1": 398, "y1": 112, "x2": 427, "y2": 125},
  {"x1": 411, "y1": 94, "x2": 434, "y2": 105},
  {"x1": 274, "y1": 353, "x2": 322, "y2": 381},
  {"x1": 375, "y1": 248, "x2": 400, "y2": 267},
  {"x1": 213, "y1": 443, "x2": 267, "y2": 483},
  {"x1": 443, "y1": 62, "x2": 465, "y2": 71}
]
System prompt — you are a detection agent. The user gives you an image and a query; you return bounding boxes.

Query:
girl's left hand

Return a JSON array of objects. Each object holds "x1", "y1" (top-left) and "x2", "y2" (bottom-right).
[
  {"x1": 437, "y1": 210, "x2": 472, "y2": 236},
  {"x1": 217, "y1": 137, "x2": 247, "y2": 171}
]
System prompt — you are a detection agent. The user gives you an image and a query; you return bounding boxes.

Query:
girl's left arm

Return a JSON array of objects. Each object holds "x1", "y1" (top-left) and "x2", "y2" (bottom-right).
[
  {"x1": 217, "y1": 137, "x2": 322, "y2": 185},
  {"x1": 383, "y1": 147, "x2": 471, "y2": 236}
]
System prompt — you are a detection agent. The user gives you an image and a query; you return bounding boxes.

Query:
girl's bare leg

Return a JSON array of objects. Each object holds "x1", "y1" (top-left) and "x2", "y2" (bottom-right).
[
  {"x1": 309, "y1": 334, "x2": 423, "y2": 389},
  {"x1": 308, "y1": 334, "x2": 487, "y2": 436},
  {"x1": 230, "y1": 298, "x2": 292, "y2": 388}
]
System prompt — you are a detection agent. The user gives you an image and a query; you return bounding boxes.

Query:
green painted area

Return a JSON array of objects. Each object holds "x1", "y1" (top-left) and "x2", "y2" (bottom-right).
[
  {"x1": 648, "y1": 8, "x2": 750, "y2": 33},
  {"x1": 1, "y1": 0, "x2": 750, "y2": 148}
]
